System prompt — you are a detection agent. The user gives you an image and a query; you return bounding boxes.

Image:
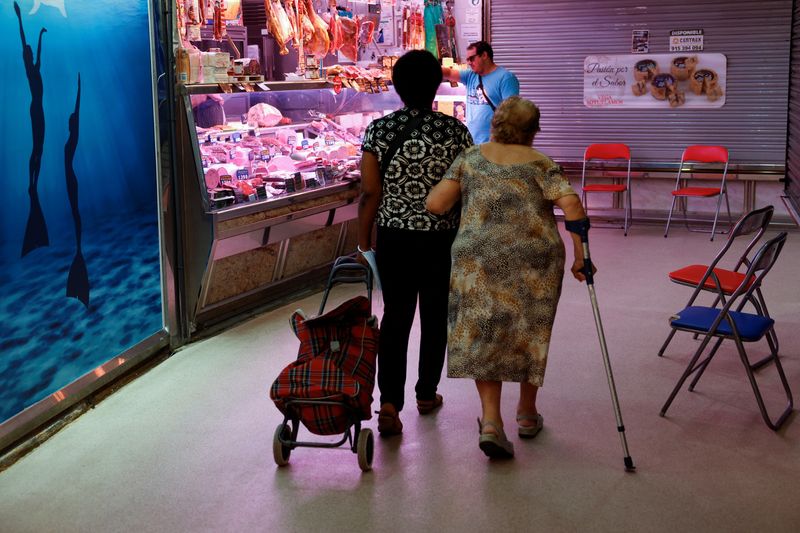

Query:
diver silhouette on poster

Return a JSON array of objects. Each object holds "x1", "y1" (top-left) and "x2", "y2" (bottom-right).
[
  {"x1": 15, "y1": 1, "x2": 91, "y2": 308},
  {"x1": 15, "y1": 1, "x2": 49, "y2": 258}
]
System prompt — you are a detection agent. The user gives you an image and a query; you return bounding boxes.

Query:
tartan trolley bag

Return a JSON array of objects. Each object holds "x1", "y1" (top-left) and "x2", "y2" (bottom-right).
[{"x1": 269, "y1": 259, "x2": 378, "y2": 471}]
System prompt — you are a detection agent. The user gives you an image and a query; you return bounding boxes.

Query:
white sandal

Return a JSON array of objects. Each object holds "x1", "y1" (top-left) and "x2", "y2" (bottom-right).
[
  {"x1": 516, "y1": 413, "x2": 543, "y2": 439},
  {"x1": 477, "y1": 418, "x2": 514, "y2": 458}
]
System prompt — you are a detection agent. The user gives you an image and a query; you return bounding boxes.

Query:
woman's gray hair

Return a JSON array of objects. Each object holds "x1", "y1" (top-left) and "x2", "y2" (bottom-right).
[{"x1": 490, "y1": 96, "x2": 541, "y2": 145}]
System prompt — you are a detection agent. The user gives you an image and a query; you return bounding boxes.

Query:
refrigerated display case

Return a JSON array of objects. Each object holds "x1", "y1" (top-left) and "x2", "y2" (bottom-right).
[{"x1": 175, "y1": 80, "x2": 403, "y2": 333}]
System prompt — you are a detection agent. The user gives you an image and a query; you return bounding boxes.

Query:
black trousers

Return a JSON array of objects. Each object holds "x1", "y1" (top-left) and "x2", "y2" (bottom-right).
[{"x1": 375, "y1": 226, "x2": 457, "y2": 412}]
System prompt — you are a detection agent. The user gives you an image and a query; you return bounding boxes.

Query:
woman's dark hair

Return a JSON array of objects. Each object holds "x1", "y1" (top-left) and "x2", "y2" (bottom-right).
[{"x1": 392, "y1": 50, "x2": 443, "y2": 109}]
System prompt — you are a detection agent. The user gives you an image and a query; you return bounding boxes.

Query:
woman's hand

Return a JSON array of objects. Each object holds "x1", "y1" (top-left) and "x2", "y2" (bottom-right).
[{"x1": 570, "y1": 257, "x2": 597, "y2": 282}]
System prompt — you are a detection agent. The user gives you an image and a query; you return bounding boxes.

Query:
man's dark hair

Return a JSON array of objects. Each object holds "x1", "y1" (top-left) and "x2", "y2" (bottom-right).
[
  {"x1": 392, "y1": 50, "x2": 443, "y2": 109},
  {"x1": 468, "y1": 40, "x2": 494, "y2": 60}
]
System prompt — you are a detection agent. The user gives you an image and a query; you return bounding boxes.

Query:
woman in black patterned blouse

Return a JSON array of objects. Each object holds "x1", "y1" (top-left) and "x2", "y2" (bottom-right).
[{"x1": 358, "y1": 50, "x2": 473, "y2": 436}]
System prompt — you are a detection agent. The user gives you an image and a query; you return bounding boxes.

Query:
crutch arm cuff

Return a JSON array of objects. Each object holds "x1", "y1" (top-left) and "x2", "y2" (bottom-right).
[{"x1": 565, "y1": 217, "x2": 591, "y2": 240}]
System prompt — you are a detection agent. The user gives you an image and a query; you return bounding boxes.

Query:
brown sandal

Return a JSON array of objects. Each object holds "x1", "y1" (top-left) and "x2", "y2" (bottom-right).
[
  {"x1": 416, "y1": 394, "x2": 443, "y2": 415},
  {"x1": 376, "y1": 403, "x2": 403, "y2": 436}
]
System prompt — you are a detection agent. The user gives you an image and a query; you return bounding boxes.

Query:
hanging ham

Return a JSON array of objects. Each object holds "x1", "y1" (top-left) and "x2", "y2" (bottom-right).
[
  {"x1": 303, "y1": 0, "x2": 330, "y2": 59},
  {"x1": 339, "y1": 16, "x2": 359, "y2": 62},
  {"x1": 288, "y1": 0, "x2": 314, "y2": 45},
  {"x1": 264, "y1": 0, "x2": 294, "y2": 55},
  {"x1": 326, "y1": 1, "x2": 343, "y2": 53}
]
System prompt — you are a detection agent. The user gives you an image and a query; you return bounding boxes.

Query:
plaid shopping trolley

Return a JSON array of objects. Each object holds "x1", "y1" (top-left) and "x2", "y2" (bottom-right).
[{"x1": 269, "y1": 257, "x2": 378, "y2": 471}]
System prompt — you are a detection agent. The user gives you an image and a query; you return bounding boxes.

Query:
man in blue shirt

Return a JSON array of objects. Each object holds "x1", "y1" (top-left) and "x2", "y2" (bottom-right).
[{"x1": 443, "y1": 40, "x2": 520, "y2": 143}]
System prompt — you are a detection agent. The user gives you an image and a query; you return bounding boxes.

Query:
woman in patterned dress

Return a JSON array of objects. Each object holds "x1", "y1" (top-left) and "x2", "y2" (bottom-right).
[
  {"x1": 427, "y1": 96, "x2": 593, "y2": 458},
  {"x1": 358, "y1": 50, "x2": 473, "y2": 436}
]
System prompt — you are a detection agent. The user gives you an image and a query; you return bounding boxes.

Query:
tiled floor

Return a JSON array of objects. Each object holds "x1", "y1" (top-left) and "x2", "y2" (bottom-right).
[{"x1": 1, "y1": 223, "x2": 799, "y2": 532}]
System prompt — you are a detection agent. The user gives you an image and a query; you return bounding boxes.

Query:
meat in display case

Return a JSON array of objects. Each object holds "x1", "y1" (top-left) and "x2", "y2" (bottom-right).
[
  {"x1": 185, "y1": 81, "x2": 402, "y2": 213},
  {"x1": 176, "y1": 80, "x2": 403, "y2": 334}
]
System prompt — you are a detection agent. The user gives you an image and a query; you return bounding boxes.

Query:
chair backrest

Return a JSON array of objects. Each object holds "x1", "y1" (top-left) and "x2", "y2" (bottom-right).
[
  {"x1": 682, "y1": 145, "x2": 728, "y2": 164},
  {"x1": 675, "y1": 145, "x2": 730, "y2": 190},
  {"x1": 728, "y1": 205, "x2": 774, "y2": 270},
  {"x1": 582, "y1": 144, "x2": 632, "y2": 188},
  {"x1": 682, "y1": 206, "x2": 775, "y2": 308},
  {"x1": 584, "y1": 143, "x2": 631, "y2": 161},
  {"x1": 729, "y1": 232, "x2": 788, "y2": 313}
]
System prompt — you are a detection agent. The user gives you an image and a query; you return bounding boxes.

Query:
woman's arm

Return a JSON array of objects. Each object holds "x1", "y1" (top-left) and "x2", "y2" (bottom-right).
[
  {"x1": 553, "y1": 193, "x2": 595, "y2": 282},
  {"x1": 357, "y1": 151, "x2": 381, "y2": 251},
  {"x1": 426, "y1": 179, "x2": 462, "y2": 215}
]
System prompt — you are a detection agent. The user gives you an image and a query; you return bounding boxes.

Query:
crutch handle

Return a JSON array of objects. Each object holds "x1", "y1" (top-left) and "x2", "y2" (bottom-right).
[
  {"x1": 565, "y1": 217, "x2": 594, "y2": 284},
  {"x1": 565, "y1": 217, "x2": 591, "y2": 243}
]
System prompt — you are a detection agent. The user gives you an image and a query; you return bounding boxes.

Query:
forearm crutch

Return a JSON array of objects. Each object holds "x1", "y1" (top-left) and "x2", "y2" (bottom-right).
[{"x1": 565, "y1": 218, "x2": 636, "y2": 472}]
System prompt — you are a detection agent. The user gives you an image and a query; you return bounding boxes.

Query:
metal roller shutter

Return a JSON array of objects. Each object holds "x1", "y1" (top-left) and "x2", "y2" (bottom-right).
[
  {"x1": 786, "y1": 0, "x2": 800, "y2": 209},
  {"x1": 487, "y1": 0, "x2": 792, "y2": 167}
]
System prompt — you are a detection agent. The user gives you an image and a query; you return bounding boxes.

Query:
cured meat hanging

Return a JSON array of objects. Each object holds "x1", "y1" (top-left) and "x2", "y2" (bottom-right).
[
  {"x1": 339, "y1": 15, "x2": 359, "y2": 62},
  {"x1": 264, "y1": 0, "x2": 294, "y2": 55},
  {"x1": 303, "y1": 0, "x2": 330, "y2": 59},
  {"x1": 325, "y1": 0, "x2": 344, "y2": 54}
]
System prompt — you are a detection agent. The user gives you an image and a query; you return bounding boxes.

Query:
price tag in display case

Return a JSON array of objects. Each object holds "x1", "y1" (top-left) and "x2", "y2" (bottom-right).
[{"x1": 256, "y1": 82, "x2": 271, "y2": 91}]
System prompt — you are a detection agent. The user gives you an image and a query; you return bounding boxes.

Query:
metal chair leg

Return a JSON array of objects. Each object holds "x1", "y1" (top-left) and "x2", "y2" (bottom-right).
[
  {"x1": 688, "y1": 336, "x2": 725, "y2": 391},
  {"x1": 710, "y1": 193, "x2": 725, "y2": 241},
  {"x1": 623, "y1": 188, "x2": 631, "y2": 236},
  {"x1": 658, "y1": 328, "x2": 678, "y2": 356},
  {"x1": 735, "y1": 336, "x2": 794, "y2": 431},
  {"x1": 660, "y1": 333, "x2": 715, "y2": 416},
  {"x1": 664, "y1": 196, "x2": 678, "y2": 237}
]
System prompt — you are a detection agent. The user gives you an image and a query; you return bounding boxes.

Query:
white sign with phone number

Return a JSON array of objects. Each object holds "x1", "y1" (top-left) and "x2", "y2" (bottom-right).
[{"x1": 670, "y1": 29, "x2": 704, "y2": 52}]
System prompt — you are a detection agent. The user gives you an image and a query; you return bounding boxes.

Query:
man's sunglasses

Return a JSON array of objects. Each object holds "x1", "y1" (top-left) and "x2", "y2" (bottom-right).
[{"x1": 466, "y1": 53, "x2": 480, "y2": 62}]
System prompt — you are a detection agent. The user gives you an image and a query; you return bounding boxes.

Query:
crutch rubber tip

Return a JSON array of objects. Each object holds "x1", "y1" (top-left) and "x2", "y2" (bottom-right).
[{"x1": 624, "y1": 456, "x2": 636, "y2": 472}]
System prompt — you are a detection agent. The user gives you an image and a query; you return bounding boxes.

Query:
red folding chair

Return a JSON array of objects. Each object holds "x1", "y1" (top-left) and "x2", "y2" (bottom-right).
[
  {"x1": 581, "y1": 143, "x2": 633, "y2": 235},
  {"x1": 664, "y1": 145, "x2": 733, "y2": 241}
]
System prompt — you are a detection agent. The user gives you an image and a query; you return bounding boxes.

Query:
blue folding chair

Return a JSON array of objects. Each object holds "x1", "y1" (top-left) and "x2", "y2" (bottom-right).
[{"x1": 659, "y1": 232, "x2": 793, "y2": 430}]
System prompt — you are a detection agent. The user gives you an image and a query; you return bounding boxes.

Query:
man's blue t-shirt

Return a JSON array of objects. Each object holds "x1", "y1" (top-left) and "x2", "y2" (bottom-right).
[{"x1": 459, "y1": 67, "x2": 520, "y2": 144}]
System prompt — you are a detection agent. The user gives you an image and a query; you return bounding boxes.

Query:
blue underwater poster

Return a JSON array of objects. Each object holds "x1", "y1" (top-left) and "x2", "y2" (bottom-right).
[{"x1": 0, "y1": 0, "x2": 162, "y2": 422}]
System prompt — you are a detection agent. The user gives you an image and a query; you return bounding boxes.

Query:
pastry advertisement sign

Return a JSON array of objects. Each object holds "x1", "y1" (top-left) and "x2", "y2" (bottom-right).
[{"x1": 584, "y1": 53, "x2": 726, "y2": 109}]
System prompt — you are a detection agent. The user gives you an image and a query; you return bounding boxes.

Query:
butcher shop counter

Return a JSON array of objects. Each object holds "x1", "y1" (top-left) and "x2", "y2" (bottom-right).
[{"x1": 175, "y1": 81, "x2": 400, "y2": 336}]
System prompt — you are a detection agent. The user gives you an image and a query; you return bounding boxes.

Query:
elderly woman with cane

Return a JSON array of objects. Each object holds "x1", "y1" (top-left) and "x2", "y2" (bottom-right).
[{"x1": 427, "y1": 96, "x2": 594, "y2": 459}]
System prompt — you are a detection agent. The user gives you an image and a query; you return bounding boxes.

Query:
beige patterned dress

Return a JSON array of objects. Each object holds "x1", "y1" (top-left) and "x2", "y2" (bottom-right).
[{"x1": 444, "y1": 146, "x2": 577, "y2": 387}]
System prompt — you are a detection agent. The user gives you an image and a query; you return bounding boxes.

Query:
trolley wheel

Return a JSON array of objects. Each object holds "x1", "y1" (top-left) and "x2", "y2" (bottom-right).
[
  {"x1": 272, "y1": 424, "x2": 291, "y2": 467},
  {"x1": 356, "y1": 428, "x2": 374, "y2": 472}
]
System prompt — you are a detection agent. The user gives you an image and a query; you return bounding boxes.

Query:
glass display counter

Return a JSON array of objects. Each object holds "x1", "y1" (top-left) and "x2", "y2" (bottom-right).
[{"x1": 176, "y1": 81, "x2": 403, "y2": 333}]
